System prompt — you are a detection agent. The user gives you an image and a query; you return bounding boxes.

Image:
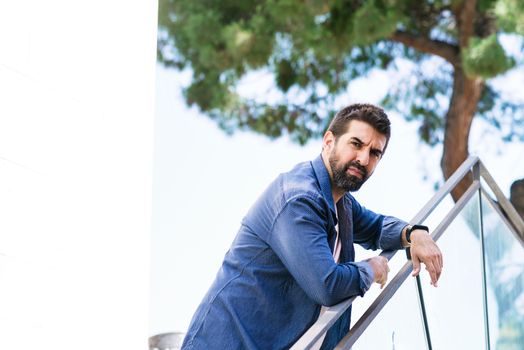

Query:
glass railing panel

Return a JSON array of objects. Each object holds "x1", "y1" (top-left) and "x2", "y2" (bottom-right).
[
  {"x1": 351, "y1": 246, "x2": 410, "y2": 322},
  {"x1": 351, "y1": 191, "x2": 457, "y2": 322},
  {"x1": 418, "y1": 191, "x2": 488, "y2": 349},
  {"x1": 481, "y1": 194, "x2": 524, "y2": 350},
  {"x1": 351, "y1": 277, "x2": 427, "y2": 350}
]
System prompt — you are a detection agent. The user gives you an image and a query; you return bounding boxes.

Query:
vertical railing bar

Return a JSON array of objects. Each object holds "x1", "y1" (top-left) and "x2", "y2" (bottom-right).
[
  {"x1": 472, "y1": 160, "x2": 481, "y2": 181},
  {"x1": 415, "y1": 275, "x2": 433, "y2": 350},
  {"x1": 478, "y1": 183, "x2": 491, "y2": 349}
]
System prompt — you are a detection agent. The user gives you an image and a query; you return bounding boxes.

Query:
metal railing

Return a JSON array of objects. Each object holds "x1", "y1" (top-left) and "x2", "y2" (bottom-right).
[
  {"x1": 149, "y1": 332, "x2": 185, "y2": 350},
  {"x1": 292, "y1": 156, "x2": 524, "y2": 349}
]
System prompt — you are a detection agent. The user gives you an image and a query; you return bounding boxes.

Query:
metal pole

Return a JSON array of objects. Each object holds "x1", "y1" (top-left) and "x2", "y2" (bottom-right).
[{"x1": 415, "y1": 275, "x2": 433, "y2": 350}]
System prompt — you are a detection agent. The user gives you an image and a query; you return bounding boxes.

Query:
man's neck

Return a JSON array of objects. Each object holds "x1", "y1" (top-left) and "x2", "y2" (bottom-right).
[
  {"x1": 321, "y1": 151, "x2": 345, "y2": 204},
  {"x1": 332, "y1": 188, "x2": 344, "y2": 204}
]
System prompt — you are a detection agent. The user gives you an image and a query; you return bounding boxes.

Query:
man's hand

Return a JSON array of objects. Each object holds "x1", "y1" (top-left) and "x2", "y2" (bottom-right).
[
  {"x1": 366, "y1": 256, "x2": 390, "y2": 289},
  {"x1": 410, "y1": 230, "x2": 443, "y2": 287}
]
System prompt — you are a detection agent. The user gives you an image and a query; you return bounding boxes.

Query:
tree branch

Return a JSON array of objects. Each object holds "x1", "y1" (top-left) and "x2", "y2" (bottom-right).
[
  {"x1": 457, "y1": 0, "x2": 477, "y2": 48},
  {"x1": 389, "y1": 30, "x2": 459, "y2": 66}
]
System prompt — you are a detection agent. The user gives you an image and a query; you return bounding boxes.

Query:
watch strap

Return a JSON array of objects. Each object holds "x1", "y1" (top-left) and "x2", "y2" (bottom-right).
[{"x1": 406, "y1": 224, "x2": 429, "y2": 244}]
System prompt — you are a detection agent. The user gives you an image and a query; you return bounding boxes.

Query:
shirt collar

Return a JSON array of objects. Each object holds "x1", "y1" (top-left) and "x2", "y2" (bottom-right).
[{"x1": 312, "y1": 154, "x2": 336, "y2": 216}]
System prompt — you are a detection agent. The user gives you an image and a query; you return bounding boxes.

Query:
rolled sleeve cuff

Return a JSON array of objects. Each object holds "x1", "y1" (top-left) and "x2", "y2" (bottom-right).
[
  {"x1": 353, "y1": 261, "x2": 374, "y2": 295},
  {"x1": 380, "y1": 216, "x2": 409, "y2": 250}
]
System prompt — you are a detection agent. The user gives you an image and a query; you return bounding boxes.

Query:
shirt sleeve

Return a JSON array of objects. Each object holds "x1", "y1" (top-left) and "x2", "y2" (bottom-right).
[
  {"x1": 350, "y1": 196, "x2": 408, "y2": 251},
  {"x1": 267, "y1": 195, "x2": 369, "y2": 306},
  {"x1": 382, "y1": 216, "x2": 409, "y2": 250},
  {"x1": 353, "y1": 261, "x2": 374, "y2": 293}
]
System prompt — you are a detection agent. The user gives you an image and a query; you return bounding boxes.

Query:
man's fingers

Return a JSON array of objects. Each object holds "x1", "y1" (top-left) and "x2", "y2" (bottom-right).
[
  {"x1": 436, "y1": 258, "x2": 442, "y2": 280},
  {"x1": 367, "y1": 256, "x2": 390, "y2": 288},
  {"x1": 426, "y1": 263, "x2": 438, "y2": 286},
  {"x1": 431, "y1": 246, "x2": 443, "y2": 271},
  {"x1": 380, "y1": 272, "x2": 388, "y2": 288},
  {"x1": 381, "y1": 261, "x2": 389, "y2": 288},
  {"x1": 411, "y1": 255, "x2": 421, "y2": 276},
  {"x1": 410, "y1": 231, "x2": 443, "y2": 286}
]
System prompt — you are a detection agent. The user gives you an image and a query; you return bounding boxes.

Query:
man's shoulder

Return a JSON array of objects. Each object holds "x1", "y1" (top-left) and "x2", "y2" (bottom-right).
[
  {"x1": 278, "y1": 160, "x2": 323, "y2": 201},
  {"x1": 248, "y1": 157, "x2": 333, "y2": 216}
]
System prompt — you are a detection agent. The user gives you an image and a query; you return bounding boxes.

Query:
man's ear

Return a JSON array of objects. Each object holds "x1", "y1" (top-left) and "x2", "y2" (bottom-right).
[{"x1": 322, "y1": 131, "x2": 335, "y2": 151}]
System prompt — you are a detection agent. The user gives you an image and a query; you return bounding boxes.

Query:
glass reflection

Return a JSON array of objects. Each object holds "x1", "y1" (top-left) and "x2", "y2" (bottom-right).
[
  {"x1": 481, "y1": 194, "x2": 524, "y2": 350},
  {"x1": 351, "y1": 247, "x2": 410, "y2": 322},
  {"x1": 419, "y1": 192, "x2": 487, "y2": 349},
  {"x1": 352, "y1": 276, "x2": 427, "y2": 350}
]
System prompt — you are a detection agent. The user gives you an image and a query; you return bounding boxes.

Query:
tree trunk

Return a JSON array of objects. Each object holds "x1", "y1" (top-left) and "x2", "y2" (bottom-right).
[
  {"x1": 510, "y1": 179, "x2": 524, "y2": 220},
  {"x1": 441, "y1": 66, "x2": 484, "y2": 202}
]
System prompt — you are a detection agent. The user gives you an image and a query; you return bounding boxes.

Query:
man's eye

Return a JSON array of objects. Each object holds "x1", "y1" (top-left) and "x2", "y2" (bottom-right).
[
  {"x1": 371, "y1": 151, "x2": 382, "y2": 159},
  {"x1": 351, "y1": 141, "x2": 361, "y2": 148}
]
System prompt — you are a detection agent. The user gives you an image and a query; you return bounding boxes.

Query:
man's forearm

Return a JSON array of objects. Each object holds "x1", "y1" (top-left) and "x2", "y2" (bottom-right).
[{"x1": 380, "y1": 216, "x2": 409, "y2": 250}]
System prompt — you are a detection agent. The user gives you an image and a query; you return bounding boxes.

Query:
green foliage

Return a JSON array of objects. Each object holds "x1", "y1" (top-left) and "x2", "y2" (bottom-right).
[
  {"x1": 495, "y1": 0, "x2": 524, "y2": 35},
  {"x1": 158, "y1": 0, "x2": 523, "y2": 145},
  {"x1": 352, "y1": 1, "x2": 402, "y2": 45},
  {"x1": 478, "y1": 87, "x2": 524, "y2": 142},
  {"x1": 462, "y1": 35, "x2": 516, "y2": 79},
  {"x1": 382, "y1": 60, "x2": 451, "y2": 145},
  {"x1": 208, "y1": 98, "x2": 331, "y2": 145}
]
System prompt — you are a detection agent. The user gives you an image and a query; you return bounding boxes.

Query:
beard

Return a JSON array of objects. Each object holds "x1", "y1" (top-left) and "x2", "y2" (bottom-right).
[{"x1": 329, "y1": 151, "x2": 369, "y2": 192}]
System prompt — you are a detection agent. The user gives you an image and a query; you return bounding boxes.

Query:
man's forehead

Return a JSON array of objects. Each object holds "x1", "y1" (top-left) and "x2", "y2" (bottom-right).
[
  {"x1": 343, "y1": 120, "x2": 386, "y2": 143},
  {"x1": 343, "y1": 119, "x2": 374, "y2": 133}
]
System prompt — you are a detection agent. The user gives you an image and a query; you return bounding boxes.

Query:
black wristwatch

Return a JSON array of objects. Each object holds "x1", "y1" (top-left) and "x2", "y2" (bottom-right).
[
  {"x1": 405, "y1": 224, "x2": 429, "y2": 260},
  {"x1": 406, "y1": 224, "x2": 429, "y2": 244}
]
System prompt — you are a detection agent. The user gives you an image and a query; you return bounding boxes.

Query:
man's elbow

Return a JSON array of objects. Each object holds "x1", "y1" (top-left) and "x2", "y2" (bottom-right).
[
  {"x1": 314, "y1": 289, "x2": 345, "y2": 307},
  {"x1": 321, "y1": 297, "x2": 341, "y2": 307}
]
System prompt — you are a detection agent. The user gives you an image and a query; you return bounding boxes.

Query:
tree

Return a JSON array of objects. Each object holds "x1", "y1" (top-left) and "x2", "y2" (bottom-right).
[
  {"x1": 158, "y1": 2, "x2": 524, "y2": 347},
  {"x1": 158, "y1": 0, "x2": 524, "y2": 202}
]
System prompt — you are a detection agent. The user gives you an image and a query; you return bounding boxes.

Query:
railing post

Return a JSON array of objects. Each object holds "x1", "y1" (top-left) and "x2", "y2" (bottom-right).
[
  {"x1": 149, "y1": 332, "x2": 185, "y2": 350},
  {"x1": 415, "y1": 273, "x2": 432, "y2": 350},
  {"x1": 472, "y1": 160, "x2": 480, "y2": 181},
  {"x1": 479, "y1": 161, "x2": 524, "y2": 240},
  {"x1": 475, "y1": 157, "x2": 492, "y2": 350}
]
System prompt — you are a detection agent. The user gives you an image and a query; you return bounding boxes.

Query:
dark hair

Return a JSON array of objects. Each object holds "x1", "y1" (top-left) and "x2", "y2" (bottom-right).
[{"x1": 328, "y1": 103, "x2": 391, "y2": 149}]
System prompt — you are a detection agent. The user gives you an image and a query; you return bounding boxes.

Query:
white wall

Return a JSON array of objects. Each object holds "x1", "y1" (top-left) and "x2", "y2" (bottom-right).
[{"x1": 0, "y1": 1, "x2": 157, "y2": 349}]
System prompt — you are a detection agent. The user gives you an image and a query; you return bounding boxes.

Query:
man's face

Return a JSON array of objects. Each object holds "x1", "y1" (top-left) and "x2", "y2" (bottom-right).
[{"x1": 326, "y1": 120, "x2": 387, "y2": 192}]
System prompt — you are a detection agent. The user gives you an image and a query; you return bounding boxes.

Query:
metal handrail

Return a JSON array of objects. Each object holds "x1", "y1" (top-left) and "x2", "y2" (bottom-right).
[
  {"x1": 479, "y1": 161, "x2": 524, "y2": 239},
  {"x1": 291, "y1": 156, "x2": 524, "y2": 349},
  {"x1": 480, "y1": 187, "x2": 524, "y2": 250}
]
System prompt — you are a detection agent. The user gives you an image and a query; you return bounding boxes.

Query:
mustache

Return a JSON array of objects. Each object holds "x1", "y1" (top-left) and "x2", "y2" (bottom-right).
[{"x1": 343, "y1": 161, "x2": 368, "y2": 178}]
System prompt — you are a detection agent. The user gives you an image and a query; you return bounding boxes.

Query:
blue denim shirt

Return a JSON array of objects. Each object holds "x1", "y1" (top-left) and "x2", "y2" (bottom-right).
[{"x1": 182, "y1": 155, "x2": 407, "y2": 350}]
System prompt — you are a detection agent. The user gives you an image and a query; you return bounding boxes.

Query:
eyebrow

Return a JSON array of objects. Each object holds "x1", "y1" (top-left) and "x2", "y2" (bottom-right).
[{"x1": 350, "y1": 137, "x2": 384, "y2": 156}]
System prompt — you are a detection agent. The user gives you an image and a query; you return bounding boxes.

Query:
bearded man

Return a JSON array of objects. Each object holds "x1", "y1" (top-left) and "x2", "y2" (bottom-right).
[{"x1": 181, "y1": 103, "x2": 443, "y2": 350}]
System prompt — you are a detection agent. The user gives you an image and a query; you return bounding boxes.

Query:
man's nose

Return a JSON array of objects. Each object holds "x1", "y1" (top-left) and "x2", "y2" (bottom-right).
[{"x1": 356, "y1": 150, "x2": 370, "y2": 166}]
